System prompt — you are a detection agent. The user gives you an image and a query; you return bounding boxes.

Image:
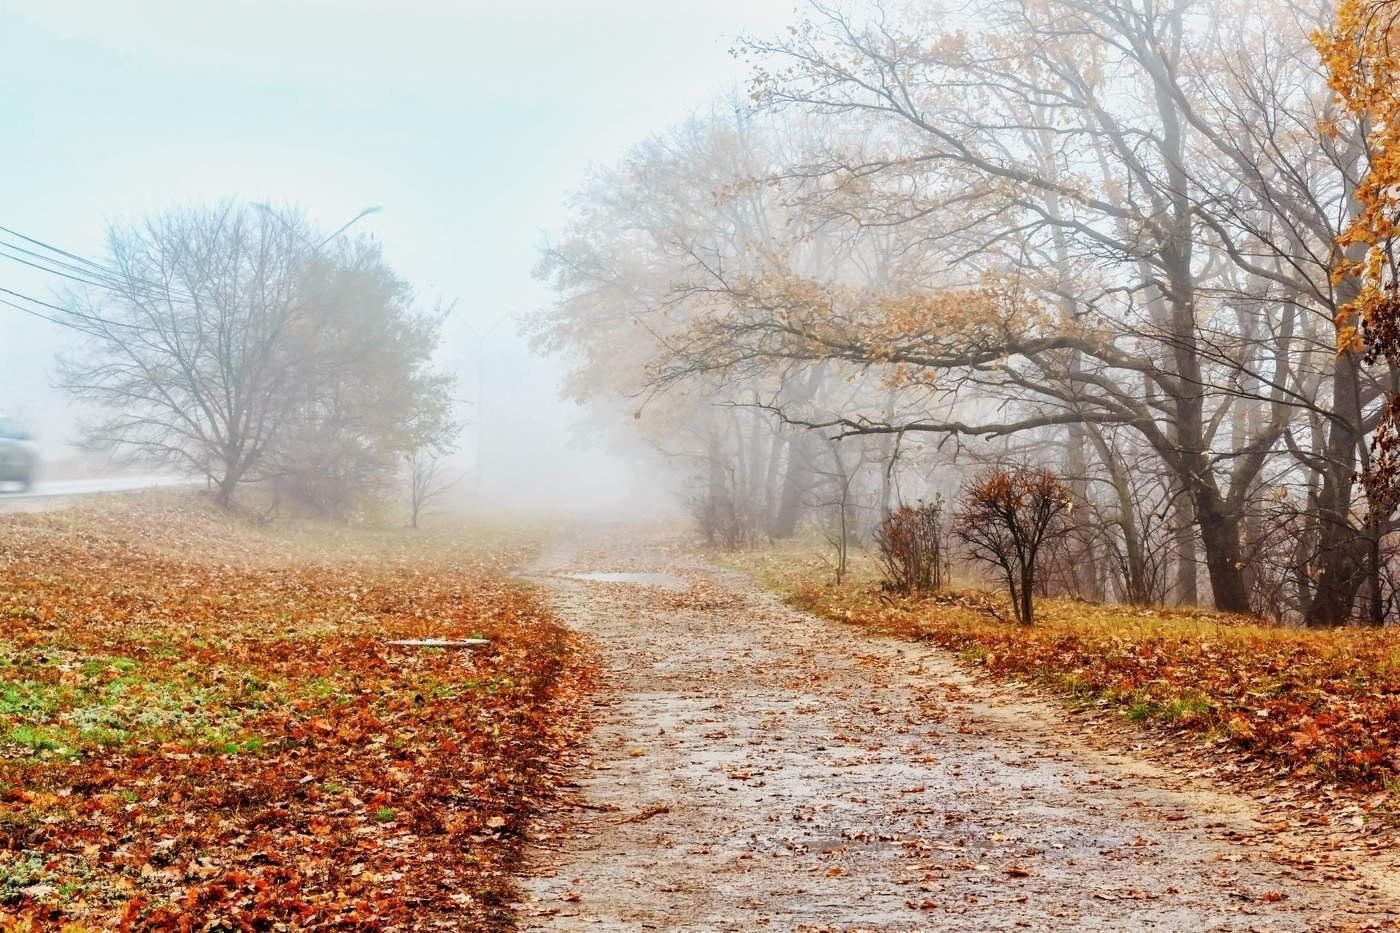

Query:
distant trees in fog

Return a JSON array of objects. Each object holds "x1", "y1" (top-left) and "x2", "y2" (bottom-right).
[
  {"x1": 58, "y1": 201, "x2": 455, "y2": 516},
  {"x1": 537, "y1": 0, "x2": 1400, "y2": 626}
]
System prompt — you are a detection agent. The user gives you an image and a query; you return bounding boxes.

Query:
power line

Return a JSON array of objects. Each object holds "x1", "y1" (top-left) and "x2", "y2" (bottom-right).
[
  {"x1": 0, "y1": 210, "x2": 384, "y2": 335},
  {"x1": 0, "y1": 285, "x2": 143, "y2": 332},
  {"x1": 0, "y1": 223, "x2": 117, "y2": 277},
  {"x1": 0, "y1": 295, "x2": 79, "y2": 331},
  {"x1": 0, "y1": 223, "x2": 198, "y2": 303},
  {"x1": 0, "y1": 238, "x2": 112, "y2": 281},
  {"x1": 0, "y1": 238, "x2": 164, "y2": 295},
  {"x1": 0, "y1": 247, "x2": 146, "y2": 297},
  {"x1": 0, "y1": 245, "x2": 193, "y2": 305}
]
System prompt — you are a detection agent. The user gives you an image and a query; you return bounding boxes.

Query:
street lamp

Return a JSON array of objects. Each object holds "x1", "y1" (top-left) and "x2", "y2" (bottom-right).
[
  {"x1": 316, "y1": 206, "x2": 382, "y2": 249},
  {"x1": 250, "y1": 203, "x2": 382, "y2": 251}
]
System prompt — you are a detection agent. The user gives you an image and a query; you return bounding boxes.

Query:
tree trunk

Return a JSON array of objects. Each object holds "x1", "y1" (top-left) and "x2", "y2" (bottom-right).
[
  {"x1": 1087, "y1": 428, "x2": 1151, "y2": 604},
  {"x1": 1065, "y1": 424, "x2": 1102, "y2": 600},
  {"x1": 768, "y1": 367, "x2": 826, "y2": 539},
  {"x1": 1304, "y1": 350, "x2": 1368, "y2": 627},
  {"x1": 1152, "y1": 68, "x2": 1253, "y2": 615},
  {"x1": 1171, "y1": 484, "x2": 1199, "y2": 606},
  {"x1": 214, "y1": 457, "x2": 243, "y2": 508},
  {"x1": 877, "y1": 437, "x2": 895, "y2": 519},
  {"x1": 771, "y1": 432, "x2": 811, "y2": 539},
  {"x1": 1193, "y1": 487, "x2": 1251, "y2": 613},
  {"x1": 1303, "y1": 504, "x2": 1368, "y2": 626},
  {"x1": 746, "y1": 409, "x2": 767, "y2": 516},
  {"x1": 1020, "y1": 564, "x2": 1036, "y2": 624},
  {"x1": 704, "y1": 424, "x2": 726, "y2": 546},
  {"x1": 761, "y1": 429, "x2": 786, "y2": 532}
]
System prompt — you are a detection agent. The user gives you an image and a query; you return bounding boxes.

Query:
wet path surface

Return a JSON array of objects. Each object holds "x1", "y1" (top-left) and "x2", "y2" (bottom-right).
[{"x1": 518, "y1": 528, "x2": 1400, "y2": 931}]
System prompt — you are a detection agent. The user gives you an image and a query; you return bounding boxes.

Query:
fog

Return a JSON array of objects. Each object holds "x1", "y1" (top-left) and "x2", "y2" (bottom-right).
[
  {"x1": 0, "y1": 0, "x2": 794, "y2": 511},
  {"x1": 7, "y1": 0, "x2": 1400, "y2": 625}
]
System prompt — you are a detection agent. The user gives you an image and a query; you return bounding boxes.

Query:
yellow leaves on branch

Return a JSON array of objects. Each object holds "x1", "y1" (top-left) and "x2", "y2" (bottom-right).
[
  {"x1": 871, "y1": 281, "x2": 1052, "y2": 387},
  {"x1": 713, "y1": 271, "x2": 1052, "y2": 387},
  {"x1": 1314, "y1": 0, "x2": 1400, "y2": 350},
  {"x1": 872, "y1": 278, "x2": 1049, "y2": 342}
]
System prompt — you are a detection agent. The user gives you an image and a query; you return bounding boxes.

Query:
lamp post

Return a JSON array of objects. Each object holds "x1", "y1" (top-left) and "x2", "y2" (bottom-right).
[
  {"x1": 315, "y1": 206, "x2": 382, "y2": 249},
  {"x1": 251, "y1": 203, "x2": 382, "y2": 252}
]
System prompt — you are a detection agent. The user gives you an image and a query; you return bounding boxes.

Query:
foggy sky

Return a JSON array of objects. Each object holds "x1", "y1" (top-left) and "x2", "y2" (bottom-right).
[{"x1": 0, "y1": 0, "x2": 795, "y2": 507}]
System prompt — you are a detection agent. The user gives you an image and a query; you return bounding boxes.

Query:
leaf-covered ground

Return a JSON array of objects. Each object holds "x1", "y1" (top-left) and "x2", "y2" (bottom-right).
[
  {"x1": 520, "y1": 528, "x2": 1400, "y2": 929},
  {"x1": 0, "y1": 495, "x2": 591, "y2": 930},
  {"x1": 742, "y1": 544, "x2": 1400, "y2": 808}
]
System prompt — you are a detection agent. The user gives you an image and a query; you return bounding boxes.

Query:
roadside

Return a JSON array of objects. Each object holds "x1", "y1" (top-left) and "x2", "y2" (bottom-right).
[
  {"x1": 0, "y1": 475, "x2": 199, "y2": 513},
  {"x1": 746, "y1": 539, "x2": 1400, "y2": 814},
  {"x1": 519, "y1": 525, "x2": 1400, "y2": 931}
]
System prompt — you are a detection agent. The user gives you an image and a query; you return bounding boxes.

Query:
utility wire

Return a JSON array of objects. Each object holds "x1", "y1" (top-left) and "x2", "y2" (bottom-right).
[
  {"x1": 0, "y1": 211, "x2": 380, "y2": 333},
  {"x1": 0, "y1": 239, "x2": 169, "y2": 296},
  {"x1": 0, "y1": 223, "x2": 116, "y2": 276},
  {"x1": 0, "y1": 246, "x2": 192, "y2": 306},
  {"x1": 0, "y1": 295, "x2": 73, "y2": 330},
  {"x1": 0, "y1": 223, "x2": 198, "y2": 303},
  {"x1": 0, "y1": 220, "x2": 190, "y2": 335},
  {"x1": 0, "y1": 295, "x2": 106, "y2": 336},
  {"x1": 0, "y1": 223, "x2": 194, "y2": 298},
  {"x1": 0, "y1": 248, "x2": 150, "y2": 297},
  {"x1": 0, "y1": 284, "x2": 143, "y2": 332}
]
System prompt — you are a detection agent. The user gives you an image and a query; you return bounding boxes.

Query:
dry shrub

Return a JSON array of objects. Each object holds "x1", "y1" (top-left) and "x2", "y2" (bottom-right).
[
  {"x1": 874, "y1": 499, "x2": 948, "y2": 594},
  {"x1": 691, "y1": 485, "x2": 756, "y2": 551},
  {"x1": 953, "y1": 465, "x2": 1073, "y2": 623}
]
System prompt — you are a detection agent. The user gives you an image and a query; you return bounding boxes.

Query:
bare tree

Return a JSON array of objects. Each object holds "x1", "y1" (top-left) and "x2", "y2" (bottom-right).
[
  {"x1": 58, "y1": 203, "x2": 315, "y2": 505},
  {"x1": 407, "y1": 450, "x2": 462, "y2": 529},
  {"x1": 60, "y1": 201, "x2": 454, "y2": 513},
  {"x1": 953, "y1": 465, "x2": 1074, "y2": 624}
]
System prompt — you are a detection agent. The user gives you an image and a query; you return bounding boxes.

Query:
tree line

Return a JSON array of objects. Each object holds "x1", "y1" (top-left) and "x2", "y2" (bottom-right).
[{"x1": 537, "y1": 0, "x2": 1400, "y2": 626}]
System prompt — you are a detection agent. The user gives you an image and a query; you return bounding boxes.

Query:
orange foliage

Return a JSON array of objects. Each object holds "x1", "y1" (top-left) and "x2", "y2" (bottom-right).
[
  {"x1": 698, "y1": 272, "x2": 1052, "y2": 389},
  {"x1": 790, "y1": 580, "x2": 1400, "y2": 794},
  {"x1": 1314, "y1": 0, "x2": 1400, "y2": 350},
  {"x1": 0, "y1": 497, "x2": 591, "y2": 930}
]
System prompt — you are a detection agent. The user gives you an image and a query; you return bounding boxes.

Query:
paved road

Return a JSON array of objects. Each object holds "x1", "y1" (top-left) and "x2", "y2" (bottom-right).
[
  {"x1": 0, "y1": 475, "x2": 198, "y2": 509},
  {"x1": 519, "y1": 526, "x2": 1400, "y2": 931}
]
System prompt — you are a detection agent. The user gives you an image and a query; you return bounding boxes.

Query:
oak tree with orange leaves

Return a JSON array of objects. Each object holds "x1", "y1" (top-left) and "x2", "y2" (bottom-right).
[{"x1": 1318, "y1": 0, "x2": 1400, "y2": 500}]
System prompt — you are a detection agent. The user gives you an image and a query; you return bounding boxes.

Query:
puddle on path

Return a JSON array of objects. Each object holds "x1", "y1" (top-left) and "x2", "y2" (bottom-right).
[{"x1": 557, "y1": 570, "x2": 688, "y2": 590}]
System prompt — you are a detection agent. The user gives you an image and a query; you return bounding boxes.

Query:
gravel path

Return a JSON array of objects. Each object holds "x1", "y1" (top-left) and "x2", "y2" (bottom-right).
[{"x1": 518, "y1": 528, "x2": 1400, "y2": 931}]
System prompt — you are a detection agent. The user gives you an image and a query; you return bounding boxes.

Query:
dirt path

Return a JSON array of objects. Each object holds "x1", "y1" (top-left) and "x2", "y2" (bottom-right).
[{"x1": 518, "y1": 527, "x2": 1400, "y2": 931}]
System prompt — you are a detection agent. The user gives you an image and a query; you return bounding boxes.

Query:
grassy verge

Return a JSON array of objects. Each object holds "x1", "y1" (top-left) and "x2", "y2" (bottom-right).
[
  {"x1": 0, "y1": 493, "x2": 590, "y2": 929},
  {"x1": 737, "y1": 540, "x2": 1400, "y2": 804}
]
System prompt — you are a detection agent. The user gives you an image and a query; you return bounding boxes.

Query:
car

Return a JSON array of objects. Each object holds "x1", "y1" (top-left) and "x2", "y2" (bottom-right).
[{"x1": 0, "y1": 417, "x2": 36, "y2": 492}]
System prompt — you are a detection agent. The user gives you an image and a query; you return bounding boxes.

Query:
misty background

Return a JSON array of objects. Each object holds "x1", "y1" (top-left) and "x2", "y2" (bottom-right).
[{"x1": 0, "y1": 0, "x2": 793, "y2": 509}]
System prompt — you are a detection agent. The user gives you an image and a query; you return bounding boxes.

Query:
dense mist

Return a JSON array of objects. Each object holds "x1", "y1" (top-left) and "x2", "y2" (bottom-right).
[
  {"x1": 0, "y1": 0, "x2": 791, "y2": 513},
  {"x1": 8, "y1": 0, "x2": 1400, "y2": 624}
]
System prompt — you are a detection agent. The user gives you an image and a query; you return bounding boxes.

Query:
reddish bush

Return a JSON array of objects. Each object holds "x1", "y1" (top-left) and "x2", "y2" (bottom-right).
[
  {"x1": 953, "y1": 465, "x2": 1073, "y2": 623},
  {"x1": 874, "y1": 500, "x2": 949, "y2": 594}
]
